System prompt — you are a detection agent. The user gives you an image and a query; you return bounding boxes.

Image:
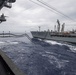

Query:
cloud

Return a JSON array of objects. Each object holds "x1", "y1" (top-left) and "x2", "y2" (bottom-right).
[{"x1": 0, "y1": 0, "x2": 76, "y2": 32}]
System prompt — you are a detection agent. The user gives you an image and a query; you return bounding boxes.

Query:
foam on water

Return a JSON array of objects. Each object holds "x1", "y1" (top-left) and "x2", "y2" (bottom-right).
[
  {"x1": 5, "y1": 40, "x2": 19, "y2": 45},
  {"x1": 0, "y1": 41, "x2": 19, "y2": 46},
  {"x1": 41, "y1": 51, "x2": 69, "y2": 69},
  {"x1": 67, "y1": 45, "x2": 76, "y2": 53},
  {"x1": 44, "y1": 40, "x2": 76, "y2": 53},
  {"x1": 44, "y1": 40, "x2": 65, "y2": 45}
]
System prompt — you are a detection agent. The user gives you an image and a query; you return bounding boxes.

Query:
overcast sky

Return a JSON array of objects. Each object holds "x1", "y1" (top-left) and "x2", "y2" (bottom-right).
[{"x1": 0, "y1": 0, "x2": 76, "y2": 33}]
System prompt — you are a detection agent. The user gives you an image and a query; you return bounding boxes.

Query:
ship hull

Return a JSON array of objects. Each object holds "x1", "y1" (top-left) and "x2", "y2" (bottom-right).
[{"x1": 31, "y1": 31, "x2": 76, "y2": 44}]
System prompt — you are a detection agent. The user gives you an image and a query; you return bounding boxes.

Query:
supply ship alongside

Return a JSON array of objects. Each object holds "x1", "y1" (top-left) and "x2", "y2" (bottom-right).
[{"x1": 31, "y1": 20, "x2": 76, "y2": 43}]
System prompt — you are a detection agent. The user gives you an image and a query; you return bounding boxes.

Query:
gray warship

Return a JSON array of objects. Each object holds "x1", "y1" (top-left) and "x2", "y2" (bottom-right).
[{"x1": 31, "y1": 20, "x2": 76, "y2": 44}]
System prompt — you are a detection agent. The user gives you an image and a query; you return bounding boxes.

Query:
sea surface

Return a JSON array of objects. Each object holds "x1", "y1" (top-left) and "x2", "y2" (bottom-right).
[{"x1": 0, "y1": 33, "x2": 76, "y2": 75}]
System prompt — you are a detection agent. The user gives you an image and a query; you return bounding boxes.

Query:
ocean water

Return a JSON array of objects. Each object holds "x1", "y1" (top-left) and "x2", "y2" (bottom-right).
[{"x1": 0, "y1": 35, "x2": 76, "y2": 75}]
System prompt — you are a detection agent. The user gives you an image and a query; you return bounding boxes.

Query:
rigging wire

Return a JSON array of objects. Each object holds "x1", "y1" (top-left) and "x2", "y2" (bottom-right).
[
  {"x1": 29, "y1": 0, "x2": 69, "y2": 21},
  {"x1": 29, "y1": 0, "x2": 58, "y2": 14},
  {"x1": 29, "y1": 0, "x2": 76, "y2": 28},
  {"x1": 37, "y1": 0, "x2": 76, "y2": 22},
  {"x1": 29, "y1": 0, "x2": 70, "y2": 18}
]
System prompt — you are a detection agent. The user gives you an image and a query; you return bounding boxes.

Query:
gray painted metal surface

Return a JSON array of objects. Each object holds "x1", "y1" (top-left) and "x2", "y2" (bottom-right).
[
  {"x1": 0, "y1": 49, "x2": 25, "y2": 75},
  {"x1": 31, "y1": 31, "x2": 76, "y2": 43}
]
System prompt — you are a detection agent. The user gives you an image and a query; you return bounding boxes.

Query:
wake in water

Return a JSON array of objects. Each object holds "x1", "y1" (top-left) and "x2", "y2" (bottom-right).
[{"x1": 0, "y1": 37, "x2": 76, "y2": 75}]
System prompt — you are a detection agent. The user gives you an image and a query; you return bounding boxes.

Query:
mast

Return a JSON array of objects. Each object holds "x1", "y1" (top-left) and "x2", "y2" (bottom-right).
[
  {"x1": 61, "y1": 23, "x2": 65, "y2": 32},
  {"x1": 54, "y1": 25, "x2": 56, "y2": 32},
  {"x1": 57, "y1": 19, "x2": 60, "y2": 32},
  {"x1": 39, "y1": 26, "x2": 41, "y2": 32}
]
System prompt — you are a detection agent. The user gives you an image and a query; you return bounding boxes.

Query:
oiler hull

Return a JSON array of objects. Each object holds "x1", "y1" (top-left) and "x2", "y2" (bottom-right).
[{"x1": 31, "y1": 31, "x2": 76, "y2": 44}]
